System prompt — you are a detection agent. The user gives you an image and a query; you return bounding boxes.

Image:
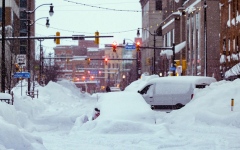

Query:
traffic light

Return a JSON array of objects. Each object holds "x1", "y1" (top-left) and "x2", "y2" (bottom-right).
[
  {"x1": 66, "y1": 58, "x2": 70, "y2": 63},
  {"x1": 15, "y1": 63, "x2": 20, "y2": 72},
  {"x1": 95, "y1": 31, "x2": 99, "y2": 44},
  {"x1": 85, "y1": 58, "x2": 91, "y2": 65},
  {"x1": 182, "y1": 60, "x2": 187, "y2": 71},
  {"x1": 73, "y1": 77, "x2": 79, "y2": 82},
  {"x1": 82, "y1": 76, "x2": 85, "y2": 81},
  {"x1": 174, "y1": 60, "x2": 180, "y2": 67},
  {"x1": 136, "y1": 41, "x2": 140, "y2": 51},
  {"x1": 56, "y1": 32, "x2": 60, "y2": 44},
  {"x1": 146, "y1": 58, "x2": 151, "y2": 65},
  {"x1": 112, "y1": 41, "x2": 117, "y2": 52},
  {"x1": 104, "y1": 58, "x2": 108, "y2": 65}
]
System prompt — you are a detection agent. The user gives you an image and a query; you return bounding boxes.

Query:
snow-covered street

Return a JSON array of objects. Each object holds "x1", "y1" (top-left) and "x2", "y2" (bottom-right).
[{"x1": 1, "y1": 77, "x2": 240, "y2": 150}]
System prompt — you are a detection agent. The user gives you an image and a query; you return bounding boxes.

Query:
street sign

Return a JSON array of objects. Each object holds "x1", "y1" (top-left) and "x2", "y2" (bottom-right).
[
  {"x1": 176, "y1": 66, "x2": 182, "y2": 74},
  {"x1": 13, "y1": 72, "x2": 31, "y2": 78},
  {"x1": 125, "y1": 44, "x2": 135, "y2": 50},
  {"x1": 16, "y1": 54, "x2": 26, "y2": 66},
  {"x1": 170, "y1": 66, "x2": 176, "y2": 71}
]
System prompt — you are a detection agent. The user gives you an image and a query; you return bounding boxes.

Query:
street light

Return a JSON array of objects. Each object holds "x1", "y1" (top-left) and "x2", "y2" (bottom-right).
[
  {"x1": 123, "y1": 38, "x2": 134, "y2": 45},
  {"x1": 123, "y1": 38, "x2": 140, "y2": 79},
  {"x1": 24, "y1": 3, "x2": 54, "y2": 95},
  {"x1": 137, "y1": 28, "x2": 156, "y2": 74},
  {"x1": 1, "y1": 0, "x2": 6, "y2": 92}
]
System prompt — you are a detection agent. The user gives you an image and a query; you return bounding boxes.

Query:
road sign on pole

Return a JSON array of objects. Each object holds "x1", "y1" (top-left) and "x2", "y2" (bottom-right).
[
  {"x1": 13, "y1": 72, "x2": 30, "y2": 78},
  {"x1": 125, "y1": 44, "x2": 135, "y2": 50},
  {"x1": 16, "y1": 54, "x2": 26, "y2": 66}
]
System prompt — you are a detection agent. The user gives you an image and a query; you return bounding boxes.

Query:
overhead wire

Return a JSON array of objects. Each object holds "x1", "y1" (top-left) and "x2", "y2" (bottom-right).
[
  {"x1": 63, "y1": 0, "x2": 141, "y2": 12},
  {"x1": 36, "y1": 23, "x2": 137, "y2": 35}
]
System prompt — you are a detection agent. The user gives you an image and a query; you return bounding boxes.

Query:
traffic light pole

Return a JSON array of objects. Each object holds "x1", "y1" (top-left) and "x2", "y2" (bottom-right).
[
  {"x1": 153, "y1": 31, "x2": 156, "y2": 74},
  {"x1": 172, "y1": 43, "x2": 175, "y2": 76},
  {"x1": 1, "y1": 0, "x2": 6, "y2": 92},
  {"x1": 0, "y1": 35, "x2": 114, "y2": 40},
  {"x1": 139, "y1": 44, "x2": 176, "y2": 76}
]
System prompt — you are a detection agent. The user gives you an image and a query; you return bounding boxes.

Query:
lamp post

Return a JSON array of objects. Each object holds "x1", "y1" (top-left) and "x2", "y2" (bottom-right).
[
  {"x1": 123, "y1": 38, "x2": 140, "y2": 80},
  {"x1": 24, "y1": 3, "x2": 54, "y2": 95},
  {"x1": 25, "y1": 17, "x2": 50, "y2": 94},
  {"x1": 123, "y1": 38, "x2": 134, "y2": 45},
  {"x1": 38, "y1": 39, "x2": 44, "y2": 85},
  {"x1": 1, "y1": 0, "x2": 6, "y2": 92},
  {"x1": 204, "y1": 0, "x2": 207, "y2": 76},
  {"x1": 137, "y1": 28, "x2": 156, "y2": 74}
]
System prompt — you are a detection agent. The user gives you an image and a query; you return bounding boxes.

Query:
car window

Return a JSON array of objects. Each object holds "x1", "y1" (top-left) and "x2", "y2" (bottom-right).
[
  {"x1": 145, "y1": 84, "x2": 154, "y2": 97},
  {"x1": 195, "y1": 84, "x2": 208, "y2": 89},
  {"x1": 139, "y1": 84, "x2": 152, "y2": 94}
]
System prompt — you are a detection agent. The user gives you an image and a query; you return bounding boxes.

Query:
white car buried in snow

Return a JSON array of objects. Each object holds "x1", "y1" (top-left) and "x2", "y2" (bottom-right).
[
  {"x1": 137, "y1": 76, "x2": 217, "y2": 109},
  {"x1": 76, "y1": 91, "x2": 157, "y2": 133}
]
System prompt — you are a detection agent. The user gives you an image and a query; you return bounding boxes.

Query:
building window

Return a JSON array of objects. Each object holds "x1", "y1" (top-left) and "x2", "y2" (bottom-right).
[
  {"x1": 156, "y1": 26, "x2": 162, "y2": 36},
  {"x1": 172, "y1": 29, "x2": 175, "y2": 44},
  {"x1": 143, "y1": 1, "x2": 149, "y2": 17},
  {"x1": 20, "y1": 20, "x2": 27, "y2": 32},
  {"x1": 20, "y1": 46, "x2": 27, "y2": 54},
  {"x1": 156, "y1": 0, "x2": 162, "y2": 11},
  {"x1": 20, "y1": 11, "x2": 27, "y2": 19},
  {"x1": 0, "y1": 8, "x2": 2, "y2": 22},
  {"x1": 20, "y1": 0, "x2": 27, "y2": 8}
]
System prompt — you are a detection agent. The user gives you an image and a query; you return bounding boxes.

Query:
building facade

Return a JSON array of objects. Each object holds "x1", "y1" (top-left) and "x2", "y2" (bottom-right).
[
  {"x1": 219, "y1": 0, "x2": 240, "y2": 80},
  {"x1": 0, "y1": 0, "x2": 21, "y2": 91},
  {"x1": 139, "y1": 0, "x2": 163, "y2": 75},
  {"x1": 19, "y1": 0, "x2": 35, "y2": 55},
  {"x1": 53, "y1": 40, "x2": 108, "y2": 93},
  {"x1": 104, "y1": 44, "x2": 124, "y2": 88},
  {"x1": 142, "y1": 0, "x2": 221, "y2": 80}
]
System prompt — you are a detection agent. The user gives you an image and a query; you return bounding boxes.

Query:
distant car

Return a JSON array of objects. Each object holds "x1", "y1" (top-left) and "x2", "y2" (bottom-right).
[{"x1": 110, "y1": 87, "x2": 121, "y2": 92}]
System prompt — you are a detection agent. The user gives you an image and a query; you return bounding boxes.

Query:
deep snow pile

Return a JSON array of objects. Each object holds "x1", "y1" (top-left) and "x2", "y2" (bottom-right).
[{"x1": 0, "y1": 77, "x2": 240, "y2": 150}]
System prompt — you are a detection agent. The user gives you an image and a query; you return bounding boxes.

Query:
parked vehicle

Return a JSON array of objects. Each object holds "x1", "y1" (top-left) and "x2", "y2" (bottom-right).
[
  {"x1": 110, "y1": 87, "x2": 121, "y2": 92},
  {"x1": 137, "y1": 76, "x2": 217, "y2": 109}
]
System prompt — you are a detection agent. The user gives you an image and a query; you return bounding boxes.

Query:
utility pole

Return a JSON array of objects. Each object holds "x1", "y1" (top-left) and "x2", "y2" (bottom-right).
[
  {"x1": 38, "y1": 39, "x2": 44, "y2": 85},
  {"x1": 49, "y1": 52, "x2": 53, "y2": 68},
  {"x1": 204, "y1": 0, "x2": 207, "y2": 76},
  {"x1": 153, "y1": 30, "x2": 156, "y2": 74},
  {"x1": 172, "y1": 43, "x2": 175, "y2": 76},
  {"x1": 1, "y1": 0, "x2": 6, "y2": 92}
]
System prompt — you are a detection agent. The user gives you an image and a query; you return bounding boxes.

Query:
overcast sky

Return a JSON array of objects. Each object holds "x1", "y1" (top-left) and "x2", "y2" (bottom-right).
[{"x1": 35, "y1": 0, "x2": 141, "y2": 55}]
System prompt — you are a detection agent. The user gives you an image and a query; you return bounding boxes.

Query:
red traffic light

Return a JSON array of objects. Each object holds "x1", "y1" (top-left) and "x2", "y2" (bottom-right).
[
  {"x1": 112, "y1": 41, "x2": 117, "y2": 52},
  {"x1": 104, "y1": 58, "x2": 108, "y2": 65},
  {"x1": 136, "y1": 41, "x2": 140, "y2": 51},
  {"x1": 136, "y1": 41, "x2": 140, "y2": 46}
]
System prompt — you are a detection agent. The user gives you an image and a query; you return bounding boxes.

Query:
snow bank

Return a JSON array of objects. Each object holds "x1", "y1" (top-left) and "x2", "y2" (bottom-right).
[{"x1": 163, "y1": 79, "x2": 240, "y2": 128}]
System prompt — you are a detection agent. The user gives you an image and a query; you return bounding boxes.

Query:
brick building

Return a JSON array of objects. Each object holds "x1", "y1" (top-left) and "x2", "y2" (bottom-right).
[
  {"x1": 104, "y1": 44, "x2": 124, "y2": 88},
  {"x1": 19, "y1": 0, "x2": 35, "y2": 55},
  {"x1": 53, "y1": 40, "x2": 106, "y2": 93},
  {"x1": 139, "y1": 0, "x2": 163, "y2": 74},
  {"x1": 219, "y1": 0, "x2": 240, "y2": 79},
  {"x1": 0, "y1": 0, "x2": 22, "y2": 91},
  {"x1": 142, "y1": 0, "x2": 221, "y2": 80}
]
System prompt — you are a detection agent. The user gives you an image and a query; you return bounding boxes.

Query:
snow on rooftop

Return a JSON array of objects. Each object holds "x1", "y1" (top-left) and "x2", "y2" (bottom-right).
[
  {"x1": 160, "y1": 41, "x2": 186, "y2": 57},
  {"x1": 87, "y1": 47, "x2": 99, "y2": 51},
  {"x1": 225, "y1": 63, "x2": 240, "y2": 78}
]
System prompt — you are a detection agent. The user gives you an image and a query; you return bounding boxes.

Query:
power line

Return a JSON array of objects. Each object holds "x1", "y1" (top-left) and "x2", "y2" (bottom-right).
[
  {"x1": 36, "y1": 23, "x2": 137, "y2": 35},
  {"x1": 63, "y1": 0, "x2": 141, "y2": 12}
]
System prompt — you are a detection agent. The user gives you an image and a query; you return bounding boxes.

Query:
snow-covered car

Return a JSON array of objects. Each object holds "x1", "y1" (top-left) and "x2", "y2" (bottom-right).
[
  {"x1": 137, "y1": 76, "x2": 217, "y2": 109},
  {"x1": 91, "y1": 91, "x2": 156, "y2": 123}
]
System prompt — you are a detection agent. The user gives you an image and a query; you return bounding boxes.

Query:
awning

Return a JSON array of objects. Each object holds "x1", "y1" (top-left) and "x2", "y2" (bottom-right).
[
  {"x1": 160, "y1": 41, "x2": 186, "y2": 57},
  {"x1": 225, "y1": 63, "x2": 240, "y2": 78}
]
